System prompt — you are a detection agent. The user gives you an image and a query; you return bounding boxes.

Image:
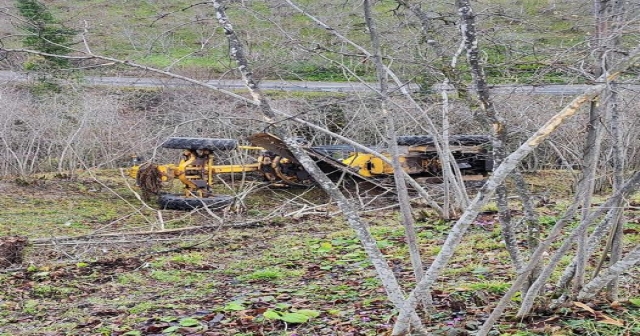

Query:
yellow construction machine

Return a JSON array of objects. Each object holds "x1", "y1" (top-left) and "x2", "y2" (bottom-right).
[
  {"x1": 129, "y1": 133, "x2": 492, "y2": 210},
  {"x1": 130, "y1": 137, "x2": 262, "y2": 210}
]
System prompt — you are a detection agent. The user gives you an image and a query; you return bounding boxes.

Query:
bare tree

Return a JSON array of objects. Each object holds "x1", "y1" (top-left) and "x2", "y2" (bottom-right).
[
  {"x1": 362, "y1": 0, "x2": 431, "y2": 311},
  {"x1": 455, "y1": 0, "x2": 523, "y2": 272},
  {"x1": 211, "y1": 0, "x2": 427, "y2": 332},
  {"x1": 3, "y1": 1, "x2": 640, "y2": 335},
  {"x1": 596, "y1": 0, "x2": 627, "y2": 301},
  {"x1": 393, "y1": 44, "x2": 640, "y2": 334}
]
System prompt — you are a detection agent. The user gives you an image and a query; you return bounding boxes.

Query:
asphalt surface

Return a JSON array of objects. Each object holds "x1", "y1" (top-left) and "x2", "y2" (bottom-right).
[
  {"x1": 1, "y1": 70, "x2": 638, "y2": 95},
  {"x1": 0, "y1": 70, "x2": 392, "y2": 93}
]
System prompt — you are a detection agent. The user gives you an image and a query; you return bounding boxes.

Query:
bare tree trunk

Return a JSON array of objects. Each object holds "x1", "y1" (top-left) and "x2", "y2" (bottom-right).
[
  {"x1": 391, "y1": 78, "x2": 620, "y2": 334},
  {"x1": 553, "y1": 0, "x2": 626, "y2": 300},
  {"x1": 456, "y1": 0, "x2": 522, "y2": 270},
  {"x1": 439, "y1": 42, "x2": 470, "y2": 217},
  {"x1": 578, "y1": 244, "x2": 640, "y2": 301},
  {"x1": 574, "y1": 100, "x2": 603, "y2": 293},
  {"x1": 362, "y1": 0, "x2": 431, "y2": 310},
  {"x1": 605, "y1": 85, "x2": 625, "y2": 300},
  {"x1": 518, "y1": 173, "x2": 640, "y2": 317},
  {"x1": 517, "y1": 192, "x2": 588, "y2": 316},
  {"x1": 600, "y1": 0, "x2": 626, "y2": 301},
  {"x1": 476, "y1": 171, "x2": 640, "y2": 336},
  {"x1": 574, "y1": 0, "x2": 625, "y2": 295},
  {"x1": 211, "y1": 0, "x2": 426, "y2": 332},
  {"x1": 555, "y1": 187, "x2": 630, "y2": 297},
  {"x1": 511, "y1": 170, "x2": 541, "y2": 293}
]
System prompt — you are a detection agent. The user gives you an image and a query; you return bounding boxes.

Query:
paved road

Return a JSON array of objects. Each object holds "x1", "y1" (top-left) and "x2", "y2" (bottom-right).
[
  {"x1": 1, "y1": 70, "x2": 638, "y2": 95},
  {"x1": 0, "y1": 70, "x2": 388, "y2": 93}
]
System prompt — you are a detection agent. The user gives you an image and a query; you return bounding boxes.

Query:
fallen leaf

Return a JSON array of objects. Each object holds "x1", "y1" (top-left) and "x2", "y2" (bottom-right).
[
  {"x1": 610, "y1": 301, "x2": 624, "y2": 310},
  {"x1": 543, "y1": 316, "x2": 560, "y2": 323},
  {"x1": 573, "y1": 301, "x2": 595, "y2": 315},
  {"x1": 201, "y1": 313, "x2": 224, "y2": 323},
  {"x1": 143, "y1": 322, "x2": 170, "y2": 333},
  {"x1": 595, "y1": 312, "x2": 624, "y2": 327}
]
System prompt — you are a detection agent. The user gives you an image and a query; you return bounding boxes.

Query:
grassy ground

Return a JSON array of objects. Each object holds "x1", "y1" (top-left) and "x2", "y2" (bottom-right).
[
  {"x1": 0, "y1": 170, "x2": 639, "y2": 335},
  {"x1": 2, "y1": 0, "x2": 595, "y2": 84}
]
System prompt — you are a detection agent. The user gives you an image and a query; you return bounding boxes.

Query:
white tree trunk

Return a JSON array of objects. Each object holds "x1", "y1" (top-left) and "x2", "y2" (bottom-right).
[
  {"x1": 606, "y1": 86, "x2": 625, "y2": 299},
  {"x1": 362, "y1": 0, "x2": 431, "y2": 310},
  {"x1": 476, "y1": 170, "x2": 640, "y2": 336},
  {"x1": 578, "y1": 244, "x2": 640, "y2": 300},
  {"x1": 211, "y1": 0, "x2": 426, "y2": 331},
  {"x1": 392, "y1": 43, "x2": 640, "y2": 331},
  {"x1": 600, "y1": 0, "x2": 626, "y2": 300},
  {"x1": 574, "y1": 100, "x2": 604, "y2": 292},
  {"x1": 511, "y1": 170, "x2": 541, "y2": 293},
  {"x1": 456, "y1": 0, "x2": 522, "y2": 270}
]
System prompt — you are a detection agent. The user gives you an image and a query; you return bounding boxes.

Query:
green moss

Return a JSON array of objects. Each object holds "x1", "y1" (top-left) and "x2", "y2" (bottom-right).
[
  {"x1": 150, "y1": 270, "x2": 206, "y2": 284},
  {"x1": 238, "y1": 267, "x2": 303, "y2": 282},
  {"x1": 468, "y1": 280, "x2": 511, "y2": 294}
]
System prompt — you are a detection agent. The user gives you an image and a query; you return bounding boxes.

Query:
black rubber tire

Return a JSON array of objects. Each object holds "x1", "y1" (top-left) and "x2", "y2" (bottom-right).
[
  {"x1": 161, "y1": 137, "x2": 238, "y2": 151},
  {"x1": 311, "y1": 145, "x2": 358, "y2": 159},
  {"x1": 158, "y1": 194, "x2": 234, "y2": 211},
  {"x1": 397, "y1": 135, "x2": 491, "y2": 147}
]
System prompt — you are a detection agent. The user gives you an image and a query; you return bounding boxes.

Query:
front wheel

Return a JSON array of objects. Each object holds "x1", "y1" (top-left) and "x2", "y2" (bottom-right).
[{"x1": 158, "y1": 194, "x2": 234, "y2": 211}]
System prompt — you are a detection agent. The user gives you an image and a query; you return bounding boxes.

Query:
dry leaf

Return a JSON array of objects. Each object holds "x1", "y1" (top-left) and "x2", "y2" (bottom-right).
[
  {"x1": 596, "y1": 312, "x2": 624, "y2": 327},
  {"x1": 573, "y1": 301, "x2": 595, "y2": 315},
  {"x1": 610, "y1": 301, "x2": 624, "y2": 310}
]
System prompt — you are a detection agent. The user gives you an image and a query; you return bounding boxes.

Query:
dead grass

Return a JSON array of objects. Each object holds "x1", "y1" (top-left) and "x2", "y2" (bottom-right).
[{"x1": 0, "y1": 169, "x2": 638, "y2": 335}]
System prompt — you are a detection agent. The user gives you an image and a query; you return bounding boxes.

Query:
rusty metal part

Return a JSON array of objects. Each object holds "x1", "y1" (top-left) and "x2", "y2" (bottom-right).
[
  {"x1": 250, "y1": 133, "x2": 314, "y2": 186},
  {"x1": 248, "y1": 133, "x2": 301, "y2": 164}
]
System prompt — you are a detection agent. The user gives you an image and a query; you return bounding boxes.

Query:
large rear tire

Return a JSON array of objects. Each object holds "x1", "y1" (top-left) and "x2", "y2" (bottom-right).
[
  {"x1": 161, "y1": 137, "x2": 238, "y2": 151},
  {"x1": 397, "y1": 135, "x2": 491, "y2": 147},
  {"x1": 158, "y1": 194, "x2": 234, "y2": 211}
]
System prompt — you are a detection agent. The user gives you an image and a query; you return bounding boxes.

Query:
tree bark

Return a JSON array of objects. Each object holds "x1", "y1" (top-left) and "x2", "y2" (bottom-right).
[
  {"x1": 599, "y1": 0, "x2": 626, "y2": 301},
  {"x1": 392, "y1": 43, "x2": 640, "y2": 331},
  {"x1": 605, "y1": 85, "x2": 625, "y2": 299},
  {"x1": 211, "y1": 0, "x2": 426, "y2": 332},
  {"x1": 555, "y1": 188, "x2": 630, "y2": 294},
  {"x1": 363, "y1": 0, "x2": 431, "y2": 310},
  {"x1": 577, "y1": 244, "x2": 640, "y2": 301},
  {"x1": 511, "y1": 169, "x2": 541, "y2": 293},
  {"x1": 476, "y1": 171, "x2": 640, "y2": 336},
  {"x1": 573, "y1": 99, "x2": 603, "y2": 293},
  {"x1": 456, "y1": 0, "x2": 521, "y2": 270}
]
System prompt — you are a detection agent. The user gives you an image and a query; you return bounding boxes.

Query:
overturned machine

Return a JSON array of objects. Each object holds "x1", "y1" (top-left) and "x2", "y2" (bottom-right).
[{"x1": 130, "y1": 133, "x2": 492, "y2": 210}]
